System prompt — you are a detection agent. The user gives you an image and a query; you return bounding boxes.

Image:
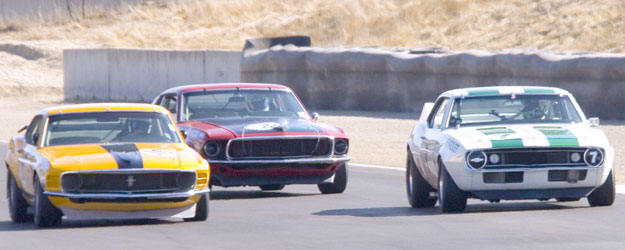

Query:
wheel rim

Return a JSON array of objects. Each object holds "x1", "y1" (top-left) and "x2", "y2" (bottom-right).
[
  {"x1": 438, "y1": 170, "x2": 444, "y2": 205},
  {"x1": 408, "y1": 166, "x2": 414, "y2": 196}
]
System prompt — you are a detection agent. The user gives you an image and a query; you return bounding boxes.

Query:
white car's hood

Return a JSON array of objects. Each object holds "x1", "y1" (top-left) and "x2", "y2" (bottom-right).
[{"x1": 446, "y1": 123, "x2": 609, "y2": 150}]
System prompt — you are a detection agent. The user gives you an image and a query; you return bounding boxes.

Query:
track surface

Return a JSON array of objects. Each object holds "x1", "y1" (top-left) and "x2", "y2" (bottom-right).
[{"x1": 0, "y1": 142, "x2": 624, "y2": 250}]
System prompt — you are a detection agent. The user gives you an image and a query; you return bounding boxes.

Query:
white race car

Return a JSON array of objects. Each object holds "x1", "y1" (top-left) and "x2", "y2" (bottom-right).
[{"x1": 406, "y1": 86, "x2": 615, "y2": 212}]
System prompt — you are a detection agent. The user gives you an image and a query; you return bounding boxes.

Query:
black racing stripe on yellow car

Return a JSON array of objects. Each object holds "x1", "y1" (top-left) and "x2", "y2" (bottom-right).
[{"x1": 101, "y1": 144, "x2": 143, "y2": 169}]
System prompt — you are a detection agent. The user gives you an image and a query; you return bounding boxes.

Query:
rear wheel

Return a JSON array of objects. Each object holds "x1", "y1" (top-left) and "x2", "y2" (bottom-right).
[
  {"x1": 406, "y1": 153, "x2": 436, "y2": 208},
  {"x1": 7, "y1": 171, "x2": 32, "y2": 223},
  {"x1": 184, "y1": 194, "x2": 209, "y2": 222},
  {"x1": 33, "y1": 178, "x2": 63, "y2": 227},
  {"x1": 438, "y1": 160, "x2": 467, "y2": 213},
  {"x1": 587, "y1": 169, "x2": 615, "y2": 207},
  {"x1": 318, "y1": 163, "x2": 348, "y2": 194},
  {"x1": 259, "y1": 184, "x2": 285, "y2": 191}
]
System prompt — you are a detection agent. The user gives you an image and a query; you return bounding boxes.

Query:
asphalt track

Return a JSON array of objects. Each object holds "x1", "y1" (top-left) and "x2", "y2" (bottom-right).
[{"x1": 0, "y1": 142, "x2": 624, "y2": 250}]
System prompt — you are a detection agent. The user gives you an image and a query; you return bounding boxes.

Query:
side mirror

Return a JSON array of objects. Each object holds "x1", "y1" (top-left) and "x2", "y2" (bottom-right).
[
  {"x1": 311, "y1": 112, "x2": 319, "y2": 121},
  {"x1": 181, "y1": 130, "x2": 188, "y2": 139},
  {"x1": 17, "y1": 125, "x2": 28, "y2": 133},
  {"x1": 588, "y1": 117, "x2": 600, "y2": 127}
]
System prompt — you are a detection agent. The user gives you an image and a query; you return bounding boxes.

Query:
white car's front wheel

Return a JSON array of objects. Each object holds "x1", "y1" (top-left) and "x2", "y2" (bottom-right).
[
  {"x1": 587, "y1": 168, "x2": 615, "y2": 207},
  {"x1": 406, "y1": 153, "x2": 436, "y2": 208},
  {"x1": 438, "y1": 159, "x2": 467, "y2": 213}
]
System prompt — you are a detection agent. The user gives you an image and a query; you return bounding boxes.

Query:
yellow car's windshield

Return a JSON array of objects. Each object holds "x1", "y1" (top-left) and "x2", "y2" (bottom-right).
[{"x1": 44, "y1": 111, "x2": 181, "y2": 146}]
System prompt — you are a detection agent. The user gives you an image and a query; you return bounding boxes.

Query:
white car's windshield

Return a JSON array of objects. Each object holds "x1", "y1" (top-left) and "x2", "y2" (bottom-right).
[
  {"x1": 450, "y1": 94, "x2": 582, "y2": 127},
  {"x1": 181, "y1": 90, "x2": 309, "y2": 121},
  {"x1": 45, "y1": 112, "x2": 181, "y2": 146}
]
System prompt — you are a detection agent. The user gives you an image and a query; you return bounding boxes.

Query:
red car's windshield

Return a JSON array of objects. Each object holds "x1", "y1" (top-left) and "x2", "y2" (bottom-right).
[{"x1": 181, "y1": 90, "x2": 309, "y2": 121}]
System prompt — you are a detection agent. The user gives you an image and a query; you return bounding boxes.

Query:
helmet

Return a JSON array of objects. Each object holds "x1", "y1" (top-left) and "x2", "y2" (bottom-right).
[
  {"x1": 129, "y1": 119, "x2": 151, "y2": 134},
  {"x1": 247, "y1": 94, "x2": 269, "y2": 111}
]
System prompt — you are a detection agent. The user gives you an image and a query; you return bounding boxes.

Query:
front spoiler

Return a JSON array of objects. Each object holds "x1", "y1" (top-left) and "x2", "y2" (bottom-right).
[
  {"x1": 44, "y1": 188, "x2": 210, "y2": 200},
  {"x1": 209, "y1": 156, "x2": 351, "y2": 165}
]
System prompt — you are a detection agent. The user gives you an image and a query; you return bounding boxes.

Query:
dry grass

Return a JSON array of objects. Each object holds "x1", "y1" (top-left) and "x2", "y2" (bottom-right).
[{"x1": 1, "y1": 0, "x2": 625, "y2": 52}]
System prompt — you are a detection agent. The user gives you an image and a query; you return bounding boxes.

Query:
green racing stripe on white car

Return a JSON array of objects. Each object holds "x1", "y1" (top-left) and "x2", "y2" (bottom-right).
[{"x1": 533, "y1": 126, "x2": 579, "y2": 147}]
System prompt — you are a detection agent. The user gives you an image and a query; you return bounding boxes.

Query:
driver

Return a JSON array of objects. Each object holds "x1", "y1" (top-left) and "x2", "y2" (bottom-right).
[
  {"x1": 247, "y1": 94, "x2": 270, "y2": 112},
  {"x1": 520, "y1": 99, "x2": 545, "y2": 119},
  {"x1": 116, "y1": 119, "x2": 152, "y2": 142}
]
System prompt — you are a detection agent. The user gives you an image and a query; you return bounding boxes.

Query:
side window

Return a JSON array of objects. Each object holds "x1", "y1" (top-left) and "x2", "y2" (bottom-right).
[
  {"x1": 159, "y1": 95, "x2": 178, "y2": 116},
  {"x1": 427, "y1": 98, "x2": 450, "y2": 129},
  {"x1": 25, "y1": 115, "x2": 44, "y2": 145}
]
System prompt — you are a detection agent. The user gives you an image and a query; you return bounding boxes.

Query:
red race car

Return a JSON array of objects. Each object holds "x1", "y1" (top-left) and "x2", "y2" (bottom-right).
[{"x1": 152, "y1": 83, "x2": 350, "y2": 194}]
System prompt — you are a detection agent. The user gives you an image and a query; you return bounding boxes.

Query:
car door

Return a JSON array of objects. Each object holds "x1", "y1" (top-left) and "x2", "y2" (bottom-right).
[
  {"x1": 421, "y1": 97, "x2": 451, "y2": 183},
  {"x1": 17, "y1": 115, "x2": 44, "y2": 197}
]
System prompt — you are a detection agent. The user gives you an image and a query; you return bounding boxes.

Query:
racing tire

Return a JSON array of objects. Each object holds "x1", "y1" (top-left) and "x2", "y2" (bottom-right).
[
  {"x1": 587, "y1": 168, "x2": 615, "y2": 207},
  {"x1": 34, "y1": 178, "x2": 63, "y2": 227},
  {"x1": 406, "y1": 153, "x2": 437, "y2": 208},
  {"x1": 259, "y1": 184, "x2": 285, "y2": 191},
  {"x1": 184, "y1": 194, "x2": 209, "y2": 222},
  {"x1": 438, "y1": 160, "x2": 467, "y2": 213},
  {"x1": 318, "y1": 163, "x2": 348, "y2": 194},
  {"x1": 7, "y1": 170, "x2": 32, "y2": 223}
]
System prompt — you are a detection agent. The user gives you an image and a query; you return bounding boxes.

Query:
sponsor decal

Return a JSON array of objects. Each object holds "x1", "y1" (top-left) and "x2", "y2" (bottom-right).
[
  {"x1": 533, "y1": 126, "x2": 579, "y2": 147},
  {"x1": 446, "y1": 138, "x2": 460, "y2": 153},
  {"x1": 101, "y1": 144, "x2": 143, "y2": 169},
  {"x1": 245, "y1": 122, "x2": 282, "y2": 131}
]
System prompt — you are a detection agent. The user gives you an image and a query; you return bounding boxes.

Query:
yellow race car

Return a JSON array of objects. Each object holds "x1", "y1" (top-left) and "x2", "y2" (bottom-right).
[{"x1": 5, "y1": 103, "x2": 210, "y2": 227}]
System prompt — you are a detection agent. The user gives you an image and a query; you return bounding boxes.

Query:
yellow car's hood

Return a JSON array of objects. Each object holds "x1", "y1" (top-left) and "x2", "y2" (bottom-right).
[{"x1": 39, "y1": 143, "x2": 202, "y2": 171}]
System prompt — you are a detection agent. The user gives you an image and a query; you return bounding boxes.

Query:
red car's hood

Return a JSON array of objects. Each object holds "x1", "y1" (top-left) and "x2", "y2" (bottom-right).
[{"x1": 180, "y1": 117, "x2": 346, "y2": 140}]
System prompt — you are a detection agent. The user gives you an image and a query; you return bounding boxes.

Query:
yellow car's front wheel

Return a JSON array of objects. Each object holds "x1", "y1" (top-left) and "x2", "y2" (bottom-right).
[
  {"x1": 34, "y1": 179, "x2": 63, "y2": 227},
  {"x1": 183, "y1": 194, "x2": 208, "y2": 222}
]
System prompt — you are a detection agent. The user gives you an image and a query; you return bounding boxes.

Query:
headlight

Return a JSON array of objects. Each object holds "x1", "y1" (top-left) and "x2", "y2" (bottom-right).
[
  {"x1": 584, "y1": 147, "x2": 604, "y2": 166},
  {"x1": 488, "y1": 153, "x2": 501, "y2": 165},
  {"x1": 334, "y1": 139, "x2": 348, "y2": 155},
  {"x1": 61, "y1": 174, "x2": 80, "y2": 193},
  {"x1": 176, "y1": 172, "x2": 196, "y2": 191},
  {"x1": 203, "y1": 142, "x2": 221, "y2": 158},
  {"x1": 466, "y1": 151, "x2": 487, "y2": 169},
  {"x1": 570, "y1": 152, "x2": 582, "y2": 163}
]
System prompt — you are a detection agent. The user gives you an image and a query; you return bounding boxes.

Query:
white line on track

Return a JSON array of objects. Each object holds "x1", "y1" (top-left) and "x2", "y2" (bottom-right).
[
  {"x1": 350, "y1": 163, "x2": 404, "y2": 171},
  {"x1": 351, "y1": 162, "x2": 625, "y2": 194}
]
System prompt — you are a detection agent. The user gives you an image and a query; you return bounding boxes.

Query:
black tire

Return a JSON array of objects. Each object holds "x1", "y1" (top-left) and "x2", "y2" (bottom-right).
[
  {"x1": 33, "y1": 178, "x2": 63, "y2": 227},
  {"x1": 318, "y1": 163, "x2": 348, "y2": 194},
  {"x1": 406, "y1": 153, "x2": 436, "y2": 208},
  {"x1": 438, "y1": 160, "x2": 467, "y2": 213},
  {"x1": 7, "y1": 171, "x2": 32, "y2": 223},
  {"x1": 259, "y1": 184, "x2": 285, "y2": 191},
  {"x1": 184, "y1": 194, "x2": 209, "y2": 222},
  {"x1": 587, "y1": 168, "x2": 615, "y2": 207}
]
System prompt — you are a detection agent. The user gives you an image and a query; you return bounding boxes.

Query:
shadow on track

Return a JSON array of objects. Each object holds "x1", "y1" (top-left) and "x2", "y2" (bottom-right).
[
  {"x1": 210, "y1": 190, "x2": 318, "y2": 200},
  {"x1": 313, "y1": 201, "x2": 587, "y2": 217},
  {"x1": 0, "y1": 218, "x2": 176, "y2": 231}
]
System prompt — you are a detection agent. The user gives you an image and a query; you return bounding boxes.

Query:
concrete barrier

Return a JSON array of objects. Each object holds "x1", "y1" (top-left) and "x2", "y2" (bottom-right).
[
  {"x1": 1, "y1": 0, "x2": 151, "y2": 20},
  {"x1": 241, "y1": 46, "x2": 625, "y2": 120},
  {"x1": 64, "y1": 48, "x2": 241, "y2": 102}
]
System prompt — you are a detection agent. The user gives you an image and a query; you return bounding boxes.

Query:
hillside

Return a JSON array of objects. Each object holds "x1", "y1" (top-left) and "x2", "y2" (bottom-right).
[{"x1": 1, "y1": 0, "x2": 624, "y2": 52}]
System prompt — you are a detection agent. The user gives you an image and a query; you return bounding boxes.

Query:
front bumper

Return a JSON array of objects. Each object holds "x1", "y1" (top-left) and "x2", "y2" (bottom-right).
[
  {"x1": 44, "y1": 188, "x2": 210, "y2": 201},
  {"x1": 209, "y1": 155, "x2": 351, "y2": 165},
  {"x1": 208, "y1": 156, "x2": 350, "y2": 187}
]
